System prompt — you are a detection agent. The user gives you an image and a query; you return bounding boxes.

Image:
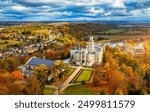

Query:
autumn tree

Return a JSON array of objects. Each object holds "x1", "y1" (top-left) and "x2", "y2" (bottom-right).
[
  {"x1": 0, "y1": 71, "x2": 25, "y2": 95},
  {"x1": 24, "y1": 76, "x2": 42, "y2": 95},
  {"x1": 0, "y1": 72, "x2": 15, "y2": 84},
  {"x1": 127, "y1": 75, "x2": 144, "y2": 95},
  {"x1": 121, "y1": 64, "x2": 146, "y2": 95},
  {"x1": 143, "y1": 43, "x2": 150, "y2": 64},
  {"x1": 0, "y1": 86, "x2": 9, "y2": 95},
  {"x1": 34, "y1": 64, "x2": 49, "y2": 88},
  {"x1": 92, "y1": 65, "x2": 104, "y2": 87},
  {"x1": 0, "y1": 57, "x2": 18, "y2": 72},
  {"x1": 11, "y1": 71, "x2": 24, "y2": 80},
  {"x1": 107, "y1": 70, "x2": 128, "y2": 95},
  {"x1": 51, "y1": 61, "x2": 70, "y2": 80},
  {"x1": 8, "y1": 82, "x2": 25, "y2": 95},
  {"x1": 143, "y1": 66, "x2": 150, "y2": 93}
]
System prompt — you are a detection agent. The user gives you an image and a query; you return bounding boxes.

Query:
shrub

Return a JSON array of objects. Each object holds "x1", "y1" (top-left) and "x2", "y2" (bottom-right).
[{"x1": 100, "y1": 90, "x2": 106, "y2": 95}]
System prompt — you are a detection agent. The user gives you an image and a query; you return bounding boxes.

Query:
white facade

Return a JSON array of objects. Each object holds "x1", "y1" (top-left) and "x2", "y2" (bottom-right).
[{"x1": 71, "y1": 37, "x2": 105, "y2": 66}]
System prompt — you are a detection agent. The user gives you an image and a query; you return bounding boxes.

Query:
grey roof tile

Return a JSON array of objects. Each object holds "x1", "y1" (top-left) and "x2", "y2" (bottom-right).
[{"x1": 26, "y1": 57, "x2": 54, "y2": 67}]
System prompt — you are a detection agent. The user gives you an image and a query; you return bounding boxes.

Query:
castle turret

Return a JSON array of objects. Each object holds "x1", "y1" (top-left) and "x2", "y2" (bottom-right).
[{"x1": 88, "y1": 36, "x2": 94, "y2": 52}]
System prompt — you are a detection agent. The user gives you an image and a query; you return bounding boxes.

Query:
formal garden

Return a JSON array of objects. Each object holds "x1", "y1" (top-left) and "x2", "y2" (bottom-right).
[{"x1": 72, "y1": 69, "x2": 93, "y2": 84}]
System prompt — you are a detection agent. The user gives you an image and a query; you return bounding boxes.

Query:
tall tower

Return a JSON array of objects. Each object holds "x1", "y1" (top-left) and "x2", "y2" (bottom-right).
[{"x1": 88, "y1": 36, "x2": 94, "y2": 52}]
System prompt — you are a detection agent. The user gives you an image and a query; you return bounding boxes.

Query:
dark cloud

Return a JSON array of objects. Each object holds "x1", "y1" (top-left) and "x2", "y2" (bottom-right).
[
  {"x1": 125, "y1": 0, "x2": 150, "y2": 10},
  {"x1": 12, "y1": 0, "x2": 62, "y2": 7}
]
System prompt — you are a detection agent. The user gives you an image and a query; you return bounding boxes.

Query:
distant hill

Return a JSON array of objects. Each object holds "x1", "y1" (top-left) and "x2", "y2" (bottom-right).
[{"x1": 1, "y1": 21, "x2": 150, "y2": 26}]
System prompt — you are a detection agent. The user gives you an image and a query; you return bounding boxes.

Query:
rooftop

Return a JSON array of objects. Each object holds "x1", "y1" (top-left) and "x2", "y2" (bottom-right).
[{"x1": 26, "y1": 57, "x2": 54, "y2": 67}]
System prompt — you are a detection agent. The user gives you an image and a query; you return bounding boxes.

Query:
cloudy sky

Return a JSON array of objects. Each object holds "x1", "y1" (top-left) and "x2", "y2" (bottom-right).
[{"x1": 0, "y1": 0, "x2": 150, "y2": 21}]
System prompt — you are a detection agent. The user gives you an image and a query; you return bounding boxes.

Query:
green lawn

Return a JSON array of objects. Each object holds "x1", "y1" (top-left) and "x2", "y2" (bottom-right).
[
  {"x1": 74, "y1": 69, "x2": 93, "y2": 83},
  {"x1": 43, "y1": 87, "x2": 56, "y2": 95},
  {"x1": 61, "y1": 84, "x2": 95, "y2": 95},
  {"x1": 66, "y1": 68, "x2": 76, "y2": 76}
]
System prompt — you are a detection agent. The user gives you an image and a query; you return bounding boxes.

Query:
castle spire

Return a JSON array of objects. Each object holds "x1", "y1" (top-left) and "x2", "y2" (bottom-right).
[{"x1": 88, "y1": 36, "x2": 94, "y2": 52}]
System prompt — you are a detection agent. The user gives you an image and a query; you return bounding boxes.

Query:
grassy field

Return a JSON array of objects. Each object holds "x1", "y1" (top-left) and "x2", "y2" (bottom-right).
[
  {"x1": 98, "y1": 34, "x2": 150, "y2": 40},
  {"x1": 43, "y1": 87, "x2": 56, "y2": 95},
  {"x1": 73, "y1": 69, "x2": 93, "y2": 83},
  {"x1": 66, "y1": 68, "x2": 76, "y2": 76},
  {"x1": 61, "y1": 84, "x2": 95, "y2": 95},
  {"x1": 104, "y1": 29, "x2": 125, "y2": 33},
  {"x1": 0, "y1": 39, "x2": 23, "y2": 48}
]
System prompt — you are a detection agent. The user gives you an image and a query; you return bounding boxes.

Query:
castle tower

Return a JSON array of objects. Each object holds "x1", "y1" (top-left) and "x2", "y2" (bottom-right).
[{"x1": 88, "y1": 36, "x2": 94, "y2": 52}]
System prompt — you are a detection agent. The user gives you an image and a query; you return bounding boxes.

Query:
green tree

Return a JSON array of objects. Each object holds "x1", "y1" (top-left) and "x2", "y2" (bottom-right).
[{"x1": 51, "y1": 61, "x2": 70, "y2": 78}]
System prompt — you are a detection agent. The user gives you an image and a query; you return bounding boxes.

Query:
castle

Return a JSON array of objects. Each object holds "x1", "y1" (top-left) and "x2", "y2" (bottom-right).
[{"x1": 70, "y1": 37, "x2": 105, "y2": 66}]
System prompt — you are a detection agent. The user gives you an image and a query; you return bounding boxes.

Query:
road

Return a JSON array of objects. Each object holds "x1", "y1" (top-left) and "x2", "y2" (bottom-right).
[{"x1": 45, "y1": 66, "x2": 93, "y2": 95}]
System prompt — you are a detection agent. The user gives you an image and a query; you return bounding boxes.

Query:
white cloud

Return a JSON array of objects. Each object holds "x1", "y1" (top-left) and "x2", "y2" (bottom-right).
[
  {"x1": 28, "y1": 11, "x2": 73, "y2": 19},
  {"x1": 112, "y1": 0, "x2": 125, "y2": 8},
  {"x1": 73, "y1": 0, "x2": 99, "y2": 6},
  {"x1": 101, "y1": 0, "x2": 125, "y2": 8},
  {"x1": 104, "y1": 12, "x2": 111, "y2": 16},
  {"x1": 130, "y1": 8, "x2": 150, "y2": 16},
  {"x1": 52, "y1": 11, "x2": 73, "y2": 16},
  {"x1": 88, "y1": 7, "x2": 104, "y2": 16},
  {"x1": 130, "y1": 9, "x2": 142, "y2": 16},
  {"x1": 11, "y1": 5, "x2": 28, "y2": 11}
]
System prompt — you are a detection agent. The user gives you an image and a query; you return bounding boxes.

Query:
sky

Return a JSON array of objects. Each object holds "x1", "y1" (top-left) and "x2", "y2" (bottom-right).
[{"x1": 0, "y1": 0, "x2": 150, "y2": 22}]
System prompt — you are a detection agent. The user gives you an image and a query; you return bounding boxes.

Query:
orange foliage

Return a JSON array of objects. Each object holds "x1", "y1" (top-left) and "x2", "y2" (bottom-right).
[
  {"x1": 11, "y1": 71, "x2": 24, "y2": 80},
  {"x1": 108, "y1": 70, "x2": 128, "y2": 94}
]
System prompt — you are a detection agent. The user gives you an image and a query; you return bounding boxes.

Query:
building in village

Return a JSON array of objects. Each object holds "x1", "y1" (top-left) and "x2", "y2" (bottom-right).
[
  {"x1": 124, "y1": 43, "x2": 145, "y2": 56},
  {"x1": 70, "y1": 37, "x2": 105, "y2": 66},
  {"x1": 19, "y1": 56, "x2": 55, "y2": 77}
]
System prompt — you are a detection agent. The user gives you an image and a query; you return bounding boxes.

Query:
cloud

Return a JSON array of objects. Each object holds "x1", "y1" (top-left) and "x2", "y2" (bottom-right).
[
  {"x1": 130, "y1": 7, "x2": 150, "y2": 16},
  {"x1": 90, "y1": 7, "x2": 104, "y2": 14},
  {"x1": 11, "y1": 5, "x2": 28, "y2": 11},
  {"x1": 12, "y1": 0, "x2": 74, "y2": 7},
  {"x1": 0, "y1": 0, "x2": 150, "y2": 21},
  {"x1": 125, "y1": 0, "x2": 150, "y2": 10},
  {"x1": 112, "y1": 0, "x2": 125, "y2": 8},
  {"x1": 87, "y1": 7, "x2": 104, "y2": 16}
]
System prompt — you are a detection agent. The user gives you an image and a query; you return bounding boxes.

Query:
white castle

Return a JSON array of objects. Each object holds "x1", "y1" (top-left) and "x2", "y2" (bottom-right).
[{"x1": 70, "y1": 37, "x2": 105, "y2": 66}]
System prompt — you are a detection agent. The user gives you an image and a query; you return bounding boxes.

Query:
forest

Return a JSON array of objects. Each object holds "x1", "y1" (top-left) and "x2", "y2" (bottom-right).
[{"x1": 92, "y1": 42, "x2": 150, "y2": 95}]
